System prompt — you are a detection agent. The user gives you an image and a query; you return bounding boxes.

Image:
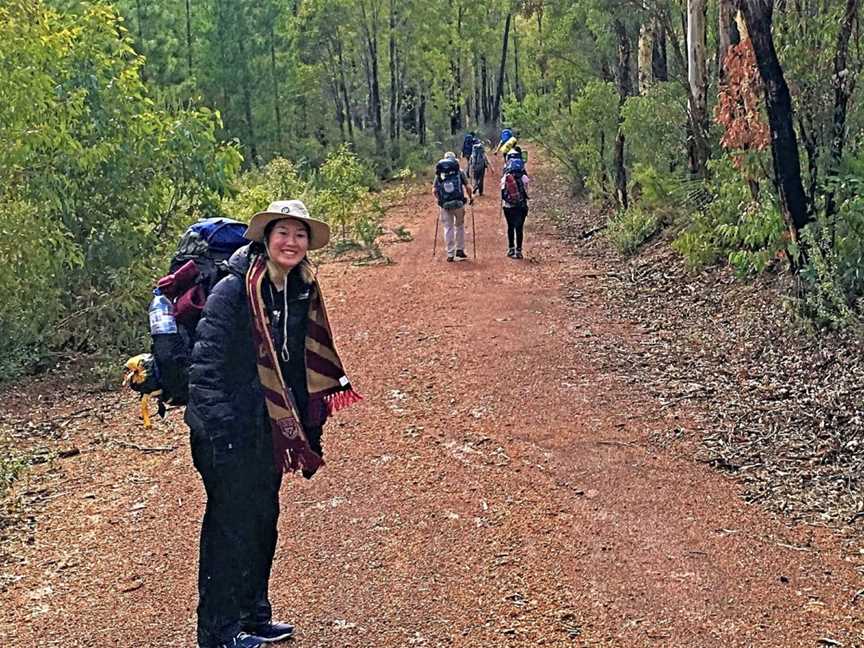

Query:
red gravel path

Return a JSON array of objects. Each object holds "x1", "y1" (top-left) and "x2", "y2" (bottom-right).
[{"x1": 1, "y1": 152, "x2": 862, "y2": 647}]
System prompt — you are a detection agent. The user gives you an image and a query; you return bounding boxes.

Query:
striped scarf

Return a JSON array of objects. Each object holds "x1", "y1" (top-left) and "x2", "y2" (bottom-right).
[{"x1": 246, "y1": 255, "x2": 361, "y2": 476}]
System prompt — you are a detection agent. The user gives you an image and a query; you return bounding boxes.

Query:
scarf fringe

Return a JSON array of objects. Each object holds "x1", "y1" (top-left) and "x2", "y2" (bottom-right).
[{"x1": 325, "y1": 388, "x2": 363, "y2": 415}]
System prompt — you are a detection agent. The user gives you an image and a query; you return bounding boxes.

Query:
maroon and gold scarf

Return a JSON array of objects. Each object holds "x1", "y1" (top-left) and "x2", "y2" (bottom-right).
[{"x1": 246, "y1": 255, "x2": 361, "y2": 476}]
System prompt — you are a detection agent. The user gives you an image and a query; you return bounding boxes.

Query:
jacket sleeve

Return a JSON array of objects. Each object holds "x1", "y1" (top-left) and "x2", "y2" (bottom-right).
[{"x1": 186, "y1": 276, "x2": 244, "y2": 438}]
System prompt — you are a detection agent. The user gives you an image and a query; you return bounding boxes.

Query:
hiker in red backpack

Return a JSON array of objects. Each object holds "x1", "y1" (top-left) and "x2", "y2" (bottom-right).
[
  {"x1": 433, "y1": 152, "x2": 473, "y2": 262},
  {"x1": 501, "y1": 156, "x2": 530, "y2": 259}
]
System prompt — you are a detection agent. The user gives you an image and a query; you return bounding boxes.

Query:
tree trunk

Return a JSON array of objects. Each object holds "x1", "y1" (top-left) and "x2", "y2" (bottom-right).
[
  {"x1": 360, "y1": 1, "x2": 384, "y2": 154},
  {"x1": 481, "y1": 54, "x2": 490, "y2": 123},
  {"x1": 638, "y1": 22, "x2": 654, "y2": 94},
  {"x1": 687, "y1": 0, "x2": 709, "y2": 175},
  {"x1": 613, "y1": 19, "x2": 631, "y2": 209},
  {"x1": 826, "y1": 0, "x2": 860, "y2": 215},
  {"x1": 396, "y1": 49, "x2": 403, "y2": 143},
  {"x1": 388, "y1": 0, "x2": 398, "y2": 145},
  {"x1": 185, "y1": 0, "x2": 193, "y2": 79},
  {"x1": 402, "y1": 86, "x2": 417, "y2": 135},
  {"x1": 513, "y1": 16, "x2": 523, "y2": 101},
  {"x1": 451, "y1": 3, "x2": 463, "y2": 133},
  {"x1": 492, "y1": 13, "x2": 512, "y2": 123},
  {"x1": 270, "y1": 26, "x2": 283, "y2": 153},
  {"x1": 736, "y1": 0, "x2": 810, "y2": 241},
  {"x1": 334, "y1": 38, "x2": 354, "y2": 143},
  {"x1": 418, "y1": 90, "x2": 427, "y2": 145},
  {"x1": 537, "y1": 6, "x2": 548, "y2": 92},
  {"x1": 718, "y1": 0, "x2": 741, "y2": 83},
  {"x1": 474, "y1": 52, "x2": 482, "y2": 123},
  {"x1": 236, "y1": 37, "x2": 259, "y2": 166},
  {"x1": 652, "y1": 19, "x2": 668, "y2": 81}
]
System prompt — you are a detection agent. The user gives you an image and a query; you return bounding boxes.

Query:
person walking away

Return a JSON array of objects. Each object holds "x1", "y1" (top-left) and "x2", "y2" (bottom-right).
[
  {"x1": 499, "y1": 133, "x2": 519, "y2": 158},
  {"x1": 494, "y1": 127, "x2": 514, "y2": 154},
  {"x1": 186, "y1": 200, "x2": 360, "y2": 648},
  {"x1": 461, "y1": 132, "x2": 476, "y2": 174},
  {"x1": 500, "y1": 157, "x2": 530, "y2": 259},
  {"x1": 433, "y1": 152, "x2": 473, "y2": 262},
  {"x1": 469, "y1": 139, "x2": 494, "y2": 196},
  {"x1": 504, "y1": 149, "x2": 525, "y2": 173}
]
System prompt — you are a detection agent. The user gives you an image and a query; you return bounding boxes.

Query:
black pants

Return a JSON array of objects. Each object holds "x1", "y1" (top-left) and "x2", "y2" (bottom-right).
[
  {"x1": 192, "y1": 431, "x2": 282, "y2": 647},
  {"x1": 503, "y1": 204, "x2": 528, "y2": 249},
  {"x1": 472, "y1": 168, "x2": 486, "y2": 195}
]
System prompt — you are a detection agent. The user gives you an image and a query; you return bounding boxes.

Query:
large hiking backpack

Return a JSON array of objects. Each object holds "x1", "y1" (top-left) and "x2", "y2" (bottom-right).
[
  {"x1": 470, "y1": 142, "x2": 487, "y2": 174},
  {"x1": 502, "y1": 162, "x2": 528, "y2": 207},
  {"x1": 500, "y1": 128, "x2": 513, "y2": 145},
  {"x1": 435, "y1": 159, "x2": 465, "y2": 209},
  {"x1": 462, "y1": 133, "x2": 475, "y2": 157},
  {"x1": 150, "y1": 217, "x2": 247, "y2": 405}
]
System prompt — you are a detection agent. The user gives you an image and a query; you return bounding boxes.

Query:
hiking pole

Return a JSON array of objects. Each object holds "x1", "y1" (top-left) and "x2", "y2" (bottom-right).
[
  {"x1": 432, "y1": 212, "x2": 439, "y2": 258},
  {"x1": 471, "y1": 200, "x2": 477, "y2": 260}
]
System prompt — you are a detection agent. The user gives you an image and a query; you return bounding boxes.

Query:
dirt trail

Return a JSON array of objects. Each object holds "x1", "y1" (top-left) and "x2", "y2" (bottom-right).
[{"x1": 1, "y1": 151, "x2": 862, "y2": 647}]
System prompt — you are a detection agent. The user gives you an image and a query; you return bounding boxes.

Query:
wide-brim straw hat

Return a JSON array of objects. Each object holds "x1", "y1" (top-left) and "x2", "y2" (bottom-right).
[{"x1": 245, "y1": 199, "x2": 330, "y2": 251}]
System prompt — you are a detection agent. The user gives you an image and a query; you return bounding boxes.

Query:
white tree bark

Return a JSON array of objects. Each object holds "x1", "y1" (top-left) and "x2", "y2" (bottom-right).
[
  {"x1": 687, "y1": 0, "x2": 709, "y2": 173},
  {"x1": 688, "y1": 0, "x2": 707, "y2": 118},
  {"x1": 638, "y1": 22, "x2": 654, "y2": 94}
]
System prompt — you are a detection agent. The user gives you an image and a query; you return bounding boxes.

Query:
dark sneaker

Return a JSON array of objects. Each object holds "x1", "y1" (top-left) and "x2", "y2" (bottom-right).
[
  {"x1": 208, "y1": 633, "x2": 266, "y2": 648},
  {"x1": 455, "y1": 249, "x2": 467, "y2": 259},
  {"x1": 514, "y1": 249, "x2": 524, "y2": 259},
  {"x1": 446, "y1": 255, "x2": 454, "y2": 262},
  {"x1": 245, "y1": 622, "x2": 294, "y2": 643},
  {"x1": 506, "y1": 248, "x2": 515, "y2": 258}
]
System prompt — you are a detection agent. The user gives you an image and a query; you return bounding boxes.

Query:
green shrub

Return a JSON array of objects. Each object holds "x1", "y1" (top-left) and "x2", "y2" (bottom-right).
[
  {"x1": 607, "y1": 207, "x2": 661, "y2": 255},
  {"x1": 796, "y1": 225, "x2": 857, "y2": 329},
  {"x1": 0, "y1": 2, "x2": 241, "y2": 378},
  {"x1": 671, "y1": 228, "x2": 720, "y2": 270},
  {"x1": 671, "y1": 157, "x2": 786, "y2": 274},
  {"x1": 505, "y1": 84, "x2": 618, "y2": 199},
  {"x1": 621, "y1": 83, "x2": 688, "y2": 173}
]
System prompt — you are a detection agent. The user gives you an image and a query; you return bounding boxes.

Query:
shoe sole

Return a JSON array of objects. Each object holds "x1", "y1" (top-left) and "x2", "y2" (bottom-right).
[{"x1": 258, "y1": 632, "x2": 294, "y2": 643}]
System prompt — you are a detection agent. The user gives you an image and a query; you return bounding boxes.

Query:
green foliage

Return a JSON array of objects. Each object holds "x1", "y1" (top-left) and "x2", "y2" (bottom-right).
[
  {"x1": 607, "y1": 207, "x2": 661, "y2": 255},
  {"x1": 620, "y1": 83, "x2": 688, "y2": 173},
  {"x1": 0, "y1": 1, "x2": 239, "y2": 377},
  {"x1": 312, "y1": 145, "x2": 375, "y2": 241},
  {"x1": 672, "y1": 158, "x2": 786, "y2": 274},
  {"x1": 794, "y1": 163, "x2": 864, "y2": 328},
  {"x1": 513, "y1": 84, "x2": 619, "y2": 197},
  {"x1": 502, "y1": 93, "x2": 554, "y2": 137},
  {"x1": 223, "y1": 157, "x2": 310, "y2": 218},
  {"x1": 393, "y1": 226, "x2": 413, "y2": 242},
  {"x1": 0, "y1": 451, "x2": 29, "y2": 497},
  {"x1": 224, "y1": 145, "x2": 384, "y2": 255},
  {"x1": 796, "y1": 224, "x2": 858, "y2": 330}
]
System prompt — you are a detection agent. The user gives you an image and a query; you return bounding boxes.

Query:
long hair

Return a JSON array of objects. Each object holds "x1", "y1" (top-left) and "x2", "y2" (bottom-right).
[{"x1": 295, "y1": 256, "x2": 316, "y2": 284}]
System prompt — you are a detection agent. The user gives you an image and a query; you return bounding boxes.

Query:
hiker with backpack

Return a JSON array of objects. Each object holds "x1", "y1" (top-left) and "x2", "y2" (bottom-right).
[
  {"x1": 180, "y1": 201, "x2": 359, "y2": 648},
  {"x1": 469, "y1": 139, "x2": 494, "y2": 196},
  {"x1": 461, "y1": 131, "x2": 476, "y2": 173},
  {"x1": 501, "y1": 157, "x2": 530, "y2": 259},
  {"x1": 433, "y1": 152, "x2": 473, "y2": 262},
  {"x1": 494, "y1": 127, "x2": 514, "y2": 155}
]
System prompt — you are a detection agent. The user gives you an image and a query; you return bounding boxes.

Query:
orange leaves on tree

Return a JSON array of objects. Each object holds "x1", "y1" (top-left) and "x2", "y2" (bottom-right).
[{"x1": 715, "y1": 39, "x2": 770, "y2": 166}]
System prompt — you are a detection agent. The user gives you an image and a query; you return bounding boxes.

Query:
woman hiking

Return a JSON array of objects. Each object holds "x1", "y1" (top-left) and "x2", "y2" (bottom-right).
[{"x1": 185, "y1": 200, "x2": 360, "y2": 648}]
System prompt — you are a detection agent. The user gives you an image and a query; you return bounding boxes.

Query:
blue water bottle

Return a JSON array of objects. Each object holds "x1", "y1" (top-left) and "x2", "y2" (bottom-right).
[{"x1": 149, "y1": 288, "x2": 177, "y2": 335}]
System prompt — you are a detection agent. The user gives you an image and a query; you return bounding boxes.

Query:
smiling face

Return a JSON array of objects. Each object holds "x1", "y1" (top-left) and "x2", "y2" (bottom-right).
[{"x1": 266, "y1": 218, "x2": 310, "y2": 271}]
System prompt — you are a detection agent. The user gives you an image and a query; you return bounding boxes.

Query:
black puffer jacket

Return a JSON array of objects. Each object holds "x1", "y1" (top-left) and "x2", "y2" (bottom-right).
[{"x1": 184, "y1": 244, "x2": 322, "y2": 455}]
